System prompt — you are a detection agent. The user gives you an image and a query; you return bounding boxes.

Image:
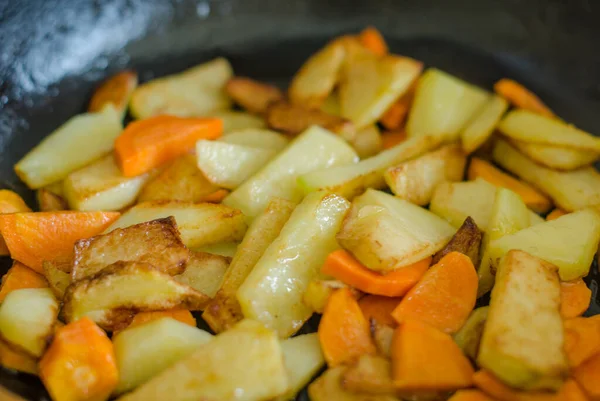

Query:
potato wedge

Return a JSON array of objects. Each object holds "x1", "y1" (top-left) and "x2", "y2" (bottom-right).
[
  {"x1": 493, "y1": 139, "x2": 600, "y2": 211},
  {"x1": 105, "y1": 201, "x2": 247, "y2": 248},
  {"x1": 453, "y1": 306, "x2": 488, "y2": 360},
  {"x1": 510, "y1": 140, "x2": 598, "y2": 170},
  {"x1": 407, "y1": 68, "x2": 490, "y2": 142},
  {"x1": 303, "y1": 279, "x2": 354, "y2": 314},
  {"x1": 478, "y1": 250, "x2": 567, "y2": 390},
  {"x1": 351, "y1": 124, "x2": 383, "y2": 158},
  {"x1": 237, "y1": 192, "x2": 350, "y2": 338},
  {"x1": 88, "y1": 70, "x2": 138, "y2": 117},
  {"x1": 320, "y1": 92, "x2": 341, "y2": 116},
  {"x1": 113, "y1": 317, "x2": 213, "y2": 394},
  {"x1": 193, "y1": 242, "x2": 238, "y2": 258},
  {"x1": 337, "y1": 189, "x2": 456, "y2": 272},
  {"x1": 298, "y1": 135, "x2": 440, "y2": 200},
  {"x1": 343, "y1": 354, "x2": 396, "y2": 395},
  {"x1": 203, "y1": 197, "x2": 295, "y2": 333},
  {"x1": 308, "y1": 366, "x2": 398, "y2": 401},
  {"x1": 42, "y1": 261, "x2": 71, "y2": 299},
  {"x1": 488, "y1": 208, "x2": 600, "y2": 281},
  {"x1": 129, "y1": 58, "x2": 232, "y2": 119},
  {"x1": 62, "y1": 261, "x2": 209, "y2": 331},
  {"x1": 432, "y1": 216, "x2": 482, "y2": 266},
  {"x1": 220, "y1": 128, "x2": 289, "y2": 151},
  {"x1": 173, "y1": 252, "x2": 230, "y2": 298},
  {"x1": 36, "y1": 189, "x2": 68, "y2": 211},
  {"x1": 63, "y1": 154, "x2": 152, "y2": 211},
  {"x1": 117, "y1": 319, "x2": 288, "y2": 401},
  {"x1": 15, "y1": 105, "x2": 122, "y2": 189},
  {"x1": 196, "y1": 140, "x2": 278, "y2": 189},
  {"x1": 213, "y1": 110, "x2": 266, "y2": 133},
  {"x1": 225, "y1": 77, "x2": 284, "y2": 114},
  {"x1": 0, "y1": 288, "x2": 58, "y2": 357},
  {"x1": 460, "y1": 95, "x2": 508, "y2": 154},
  {"x1": 72, "y1": 217, "x2": 189, "y2": 280},
  {"x1": 223, "y1": 125, "x2": 357, "y2": 218},
  {"x1": 384, "y1": 144, "x2": 467, "y2": 206}
]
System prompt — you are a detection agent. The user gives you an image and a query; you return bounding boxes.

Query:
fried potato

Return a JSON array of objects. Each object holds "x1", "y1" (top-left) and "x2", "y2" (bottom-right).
[
  {"x1": 173, "y1": 252, "x2": 230, "y2": 298},
  {"x1": 88, "y1": 70, "x2": 138, "y2": 117},
  {"x1": 308, "y1": 366, "x2": 399, "y2": 401},
  {"x1": 320, "y1": 92, "x2": 341, "y2": 116},
  {"x1": 193, "y1": 242, "x2": 238, "y2": 258},
  {"x1": 129, "y1": 58, "x2": 232, "y2": 119},
  {"x1": 492, "y1": 139, "x2": 600, "y2": 211},
  {"x1": 225, "y1": 77, "x2": 284, "y2": 114},
  {"x1": 351, "y1": 124, "x2": 383, "y2": 158},
  {"x1": 384, "y1": 144, "x2": 467, "y2": 206},
  {"x1": 370, "y1": 319, "x2": 394, "y2": 357},
  {"x1": 42, "y1": 261, "x2": 71, "y2": 299},
  {"x1": 36, "y1": 188, "x2": 68, "y2": 211},
  {"x1": 213, "y1": 110, "x2": 266, "y2": 133},
  {"x1": 460, "y1": 95, "x2": 508, "y2": 154},
  {"x1": 105, "y1": 201, "x2": 247, "y2": 248},
  {"x1": 453, "y1": 306, "x2": 488, "y2": 360},
  {"x1": 116, "y1": 319, "x2": 289, "y2": 401},
  {"x1": 343, "y1": 354, "x2": 396, "y2": 395},
  {"x1": 62, "y1": 261, "x2": 209, "y2": 331},
  {"x1": 337, "y1": 189, "x2": 456, "y2": 272},
  {"x1": 478, "y1": 250, "x2": 567, "y2": 390},
  {"x1": 72, "y1": 217, "x2": 189, "y2": 280},
  {"x1": 220, "y1": 128, "x2": 289, "y2": 151},
  {"x1": 510, "y1": 140, "x2": 599, "y2": 170},
  {"x1": 432, "y1": 216, "x2": 482, "y2": 266},
  {"x1": 303, "y1": 280, "x2": 355, "y2": 314}
]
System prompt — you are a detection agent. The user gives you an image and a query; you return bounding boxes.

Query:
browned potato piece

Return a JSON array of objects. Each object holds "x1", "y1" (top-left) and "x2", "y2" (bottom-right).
[
  {"x1": 343, "y1": 354, "x2": 395, "y2": 395},
  {"x1": 62, "y1": 261, "x2": 209, "y2": 331},
  {"x1": 225, "y1": 77, "x2": 284, "y2": 114},
  {"x1": 174, "y1": 252, "x2": 230, "y2": 298},
  {"x1": 72, "y1": 217, "x2": 189, "y2": 281},
  {"x1": 432, "y1": 216, "x2": 482, "y2": 266},
  {"x1": 43, "y1": 261, "x2": 71, "y2": 299},
  {"x1": 370, "y1": 319, "x2": 394, "y2": 358},
  {"x1": 510, "y1": 140, "x2": 599, "y2": 170},
  {"x1": 88, "y1": 70, "x2": 138, "y2": 116},
  {"x1": 309, "y1": 366, "x2": 399, "y2": 401},
  {"x1": 36, "y1": 188, "x2": 68, "y2": 211}
]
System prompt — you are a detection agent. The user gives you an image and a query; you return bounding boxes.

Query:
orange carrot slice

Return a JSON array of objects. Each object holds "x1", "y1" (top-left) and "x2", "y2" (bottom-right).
[
  {"x1": 381, "y1": 129, "x2": 408, "y2": 149},
  {"x1": 0, "y1": 211, "x2": 119, "y2": 273},
  {"x1": 391, "y1": 319, "x2": 474, "y2": 392},
  {"x1": 358, "y1": 26, "x2": 388, "y2": 56},
  {"x1": 115, "y1": 115, "x2": 222, "y2": 177},
  {"x1": 318, "y1": 287, "x2": 377, "y2": 367},
  {"x1": 564, "y1": 316, "x2": 600, "y2": 368},
  {"x1": 0, "y1": 261, "x2": 48, "y2": 302},
  {"x1": 40, "y1": 317, "x2": 118, "y2": 401},
  {"x1": 391, "y1": 252, "x2": 478, "y2": 334},
  {"x1": 322, "y1": 250, "x2": 430, "y2": 297},
  {"x1": 359, "y1": 295, "x2": 402, "y2": 328},
  {"x1": 573, "y1": 352, "x2": 600, "y2": 401},
  {"x1": 88, "y1": 70, "x2": 138, "y2": 114},
  {"x1": 448, "y1": 390, "x2": 496, "y2": 401},
  {"x1": 113, "y1": 309, "x2": 196, "y2": 336},
  {"x1": 0, "y1": 190, "x2": 31, "y2": 256},
  {"x1": 0, "y1": 338, "x2": 38, "y2": 375},
  {"x1": 380, "y1": 100, "x2": 410, "y2": 130},
  {"x1": 494, "y1": 79, "x2": 554, "y2": 118},
  {"x1": 560, "y1": 280, "x2": 592, "y2": 319},
  {"x1": 546, "y1": 209, "x2": 568, "y2": 221}
]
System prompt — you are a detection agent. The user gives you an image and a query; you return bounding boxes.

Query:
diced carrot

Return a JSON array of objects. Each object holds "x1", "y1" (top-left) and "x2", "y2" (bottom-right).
[
  {"x1": 573, "y1": 352, "x2": 600, "y2": 401},
  {"x1": 88, "y1": 70, "x2": 138, "y2": 113},
  {"x1": 200, "y1": 189, "x2": 229, "y2": 203},
  {"x1": 322, "y1": 250, "x2": 431, "y2": 297},
  {"x1": 468, "y1": 157, "x2": 552, "y2": 214},
  {"x1": 391, "y1": 252, "x2": 478, "y2": 334},
  {"x1": 115, "y1": 115, "x2": 222, "y2": 177},
  {"x1": 494, "y1": 79, "x2": 554, "y2": 118},
  {"x1": 0, "y1": 189, "x2": 32, "y2": 256},
  {"x1": 358, "y1": 26, "x2": 388, "y2": 56},
  {"x1": 391, "y1": 319, "x2": 474, "y2": 392},
  {"x1": 564, "y1": 316, "x2": 600, "y2": 368},
  {"x1": 560, "y1": 280, "x2": 592, "y2": 319},
  {"x1": 113, "y1": 309, "x2": 196, "y2": 336},
  {"x1": 318, "y1": 287, "x2": 377, "y2": 367},
  {"x1": 359, "y1": 295, "x2": 402, "y2": 328},
  {"x1": 380, "y1": 101, "x2": 410, "y2": 130},
  {"x1": 0, "y1": 211, "x2": 120, "y2": 273},
  {"x1": 448, "y1": 389, "x2": 496, "y2": 401},
  {"x1": 39, "y1": 317, "x2": 118, "y2": 401},
  {"x1": 0, "y1": 338, "x2": 38, "y2": 375},
  {"x1": 0, "y1": 261, "x2": 48, "y2": 302},
  {"x1": 381, "y1": 129, "x2": 408, "y2": 149},
  {"x1": 546, "y1": 209, "x2": 568, "y2": 221}
]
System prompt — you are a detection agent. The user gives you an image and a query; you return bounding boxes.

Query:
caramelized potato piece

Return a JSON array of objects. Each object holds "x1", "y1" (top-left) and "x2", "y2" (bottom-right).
[
  {"x1": 36, "y1": 188, "x2": 68, "y2": 211},
  {"x1": 432, "y1": 216, "x2": 482, "y2": 266},
  {"x1": 225, "y1": 77, "x2": 283, "y2": 114},
  {"x1": 88, "y1": 70, "x2": 138, "y2": 116},
  {"x1": 173, "y1": 252, "x2": 230, "y2": 298}
]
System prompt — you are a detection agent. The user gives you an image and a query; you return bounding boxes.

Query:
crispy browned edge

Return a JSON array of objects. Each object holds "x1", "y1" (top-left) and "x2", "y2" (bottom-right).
[
  {"x1": 225, "y1": 77, "x2": 284, "y2": 115},
  {"x1": 432, "y1": 216, "x2": 482, "y2": 267},
  {"x1": 266, "y1": 100, "x2": 355, "y2": 137}
]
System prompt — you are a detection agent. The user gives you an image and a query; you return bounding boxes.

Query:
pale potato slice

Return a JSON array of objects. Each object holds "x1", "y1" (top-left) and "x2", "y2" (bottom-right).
[
  {"x1": 510, "y1": 140, "x2": 599, "y2": 170},
  {"x1": 337, "y1": 189, "x2": 455, "y2": 272},
  {"x1": 116, "y1": 319, "x2": 288, "y2": 401},
  {"x1": 493, "y1": 139, "x2": 600, "y2": 211},
  {"x1": 113, "y1": 318, "x2": 213, "y2": 394},
  {"x1": 488, "y1": 208, "x2": 600, "y2": 281},
  {"x1": 212, "y1": 110, "x2": 266, "y2": 133},
  {"x1": 42, "y1": 261, "x2": 71, "y2": 299},
  {"x1": 237, "y1": 192, "x2": 350, "y2": 338},
  {"x1": 193, "y1": 242, "x2": 238, "y2": 258},
  {"x1": 15, "y1": 105, "x2": 122, "y2": 189},
  {"x1": 72, "y1": 217, "x2": 189, "y2": 280},
  {"x1": 0, "y1": 288, "x2": 58, "y2": 357},
  {"x1": 173, "y1": 252, "x2": 230, "y2": 298},
  {"x1": 203, "y1": 197, "x2": 295, "y2": 333},
  {"x1": 461, "y1": 95, "x2": 508, "y2": 154},
  {"x1": 453, "y1": 306, "x2": 488, "y2": 360},
  {"x1": 407, "y1": 68, "x2": 490, "y2": 142},
  {"x1": 351, "y1": 124, "x2": 383, "y2": 158},
  {"x1": 105, "y1": 201, "x2": 247, "y2": 248},
  {"x1": 298, "y1": 135, "x2": 440, "y2": 200},
  {"x1": 36, "y1": 188, "x2": 68, "y2": 211},
  {"x1": 303, "y1": 280, "x2": 352, "y2": 314},
  {"x1": 384, "y1": 144, "x2": 467, "y2": 206},
  {"x1": 63, "y1": 153, "x2": 152, "y2": 211},
  {"x1": 343, "y1": 354, "x2": 395, "y2": 395},
  {"x1": 308, "y1": 366, "x2": 398, "y2": 401},
  {"x1": 223, "y1": 125, "x2": 357, "y2": 218},
  {"x1": 225, "y1": 77, "x2": 284, "y2": 114},
  {"x1": 129, "y1": 58, "x2": 232, "y2": 119},
  {"x1": 196, "y1": 140, "x2": 278, "y2": 189},
  {"x1": 62, "y1": 261, "x2": 209, "y2": 331},
  {"x1": 432, "y1": 216, "x2": 482, "y2": 266},
  {"x1": 498, "y1": 109, "x2": 600, "y2": 152},
  {"x1": 220, "y1": 128, "x2": 289, "y2": 151},
  {"x1": 478, "y1": 250, "x2": 567, "y2": 390}
]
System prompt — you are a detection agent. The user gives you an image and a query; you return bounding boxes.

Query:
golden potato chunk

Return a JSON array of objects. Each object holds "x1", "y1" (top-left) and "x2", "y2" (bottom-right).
[{"x1": 225, "y1": 77, "x2": 284, "y2": 114}]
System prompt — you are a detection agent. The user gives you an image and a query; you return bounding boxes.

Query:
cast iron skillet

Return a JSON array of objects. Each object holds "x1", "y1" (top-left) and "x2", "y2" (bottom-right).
[{"x1": 1, "y1": 0, "x2": 600, "y2": 399}]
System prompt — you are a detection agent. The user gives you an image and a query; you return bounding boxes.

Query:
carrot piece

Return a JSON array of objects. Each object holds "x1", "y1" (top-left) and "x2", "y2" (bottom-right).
[
  {"x1": 358, "y1": 26, "x2": 388, "y2": 56},
  {"x1": 200, "y1": 189, "x2": 229, "y2": 203},
  {"x1": 468, "y1": 157, "x2": 552, "y2": 214},
  {"x1": 318, "y1": 287, "x2": 377, "y2": 367},
  {"x1": 564, "y1": 316, "x2": 600, "y2": 368},
  {"x1": 546, "y1": 209, "x2": 567, "y2": 221},
  {"x1": 494, "y1": 79, "x2": 554, "y2": 118},
  {"x1": 0, "y1": 189, "x2": 31, "y2": 256},
  {"x1": 448, "y1": 390, "x2": 496, "y2": 401},
  {"x1": 115, "y1": 115, "x2": 222, "y2": 177},
  {"x1": 0, "y1": 338, "x2": 38, "y2": 375},
  {"x1": 39, "y1": 317, "x2": 118, "y2": 401},
  {"x1": 88, "y1": 70, "x2": 138, "y2": 114},
  {"x1": 573, "y1": 352, "x2": 600, "y2": 401},
  {"x1": 391, "y1": 319, "x2": 474, "y2": 392},
  {"x1": 380, "y1": 100, "x2": 410, "y2": 130},
  {"x1": 113, "y1": 309, "x2": 196, "y2": 336},
  {"x1": 560, "y1": 280, "x2": 592, "y2": 319},
  {"x1": 0, "y1": 211, "x2": 120, "y2": 273},
  {"x1": 391, "y1": 252, "x2": 478, "y2": 334},
  {"x1": 322, "y1": 250, "x2": 431, "y2": 297},
  {"x1": 0, "y1": 261, "x2": 48, "y2": 302},
  {"x1": 381, "y1": 129, "x2": 407, "y2": 149},
  {"x1": 359, "y1": 295, "x2": 402, "y2": 328}
]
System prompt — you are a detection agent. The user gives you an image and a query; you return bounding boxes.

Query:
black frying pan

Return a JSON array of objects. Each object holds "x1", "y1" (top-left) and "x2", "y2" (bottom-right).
[{"x1": 1, "y1": 0, "x2": 600, "y2": 399}]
